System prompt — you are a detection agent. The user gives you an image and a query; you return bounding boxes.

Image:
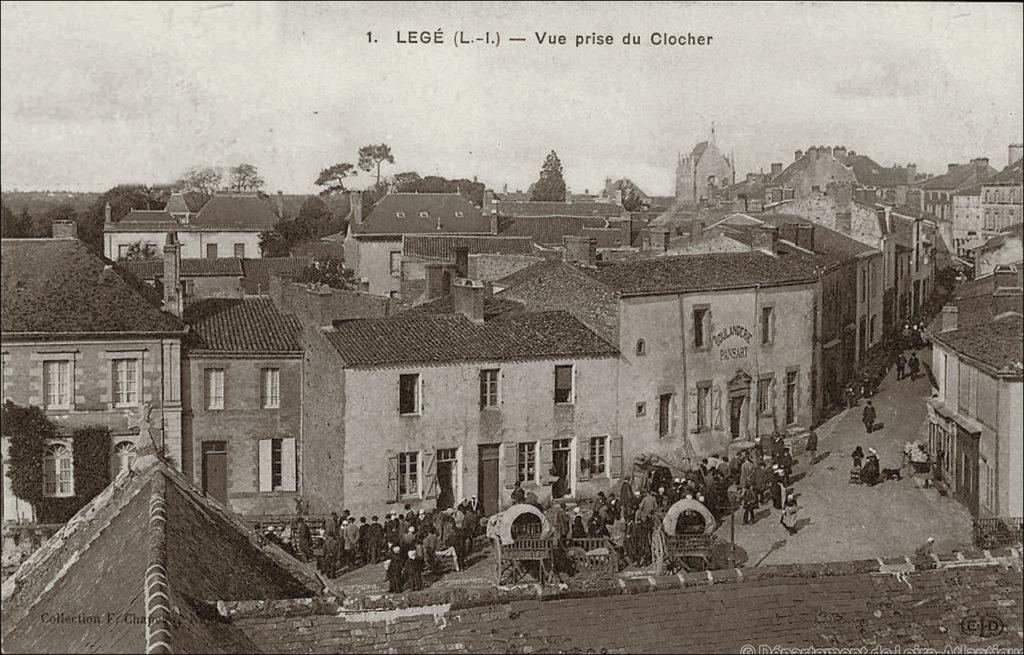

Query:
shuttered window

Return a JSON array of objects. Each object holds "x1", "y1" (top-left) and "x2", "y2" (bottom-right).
[
  {"x1": 517, "y1": 442, "x2": 537, "y2": 483},
  {"x1": 696, "y1": 384, "x2": 710, "y2": 428},
  {"x1": 399, "y1": 374, "x2": 420, "y2": 415},
  {"x1": 589, "y1": 437, "x2": 607, "y2": 475},
  {"x1": 554, "y1": 365, "x2": 573, "y2": 404},
  {"x1": 258, "y1": 438, "x2": 297, "y2": 492},
  {"x1": 261, "y1": 368, "x2": 280, "y2": 409},
  {"x1": 658, "y1": 393, "x2": 672, "y2": 437},
  {"x1": 480, "y1": 369, "x2": 499, "y2": 408},
  {"x1": 205, "y1": 369, "x2": 224, "y2": 410}
]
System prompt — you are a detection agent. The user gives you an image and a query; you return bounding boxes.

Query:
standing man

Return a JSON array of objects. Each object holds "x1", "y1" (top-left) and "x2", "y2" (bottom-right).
[
  {"x1": 344, "y1": 518, "x2": 361, "y2": 568},
  {"x1": 909, "y1": 353, "x2": 921, "y2": 380},
  {"x1": 742, "y1": 485, "x2": 758, "y2": 525},
  {"x1": 805, "y1": 429, "x2": 818, "y2": 464},
  {"x1": 896, "y1": 352, "x2": 907, "y2": 381},
  {"x1": 862, "y1": 400, "x2": 877, "y2": 434},
  {"x1": 739, "y1": 454, "x2": 755, "y2": 491}
]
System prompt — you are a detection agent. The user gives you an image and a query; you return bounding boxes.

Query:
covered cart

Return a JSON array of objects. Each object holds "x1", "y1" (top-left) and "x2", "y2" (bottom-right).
[
  {"x1": 652, "y1": 498, "x2": 717, "y2": 573},
  {"x1": 487, "y1": 504, "x2": 557, "y2": 585}
]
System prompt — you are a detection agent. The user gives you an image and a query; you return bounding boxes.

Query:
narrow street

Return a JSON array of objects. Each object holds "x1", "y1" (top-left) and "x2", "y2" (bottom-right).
[{"x1": 722, "y1": 347, "x2": 975, "y2": 567}]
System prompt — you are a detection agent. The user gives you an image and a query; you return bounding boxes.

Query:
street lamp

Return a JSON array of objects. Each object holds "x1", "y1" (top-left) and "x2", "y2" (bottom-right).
[{"x1": 727, "y1": 487, "x2": 741, "y2": 568}]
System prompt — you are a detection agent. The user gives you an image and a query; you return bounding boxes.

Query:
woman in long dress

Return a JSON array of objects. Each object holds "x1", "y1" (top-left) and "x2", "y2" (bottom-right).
[{"x1": 780, "y1": 497, "x2": 799, "y2": 535}]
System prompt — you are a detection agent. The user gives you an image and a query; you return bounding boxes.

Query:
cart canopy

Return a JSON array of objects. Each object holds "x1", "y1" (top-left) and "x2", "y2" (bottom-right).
[
  {"x1": 661, "y1": 498, "x2": 717, "y2": 536},
  {"x1": 486, "y1": 504, "x2": 555, "y2": 545}
]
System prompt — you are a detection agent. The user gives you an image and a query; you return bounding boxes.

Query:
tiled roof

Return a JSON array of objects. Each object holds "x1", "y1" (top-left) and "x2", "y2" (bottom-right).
[
  {"x1": 493, "y1": 259, "x2": 564, "y2": 288},
  {"x1": 403, "y1": 294, "x2": 525, "y2": 320},
  {"x1": 495, "y1": 200, "x2": 626, "y2": 218},
  {"x1": 402, "y1": 234, "x2": 537, "y2": 261},
  {"x1": 352, "y1": 193, "x2": 489, "y2": 235},
  {"x1": 987, "y1": 158, "x2": 1024, "y2": 186},
  {"x1": 0, "y1": 458, "x2": 320, "y2": 654},
  {"x1": 919, "y1": 162, "x2": 997, "y2": 190},
  {"x1": 955, "y1": 183, "x2": 983, "y2": 197},
  {"x1": 1, "y1": 239, "x2": 184, "y2": 336},
  {"x1": 934, "y1": 314, "x2": 1023, "y2": 376},
  {"x1": 499, "y1": 216, "x2": 608, "y2": 246},
  {"x1": 594, "y1": 251, "x2": 823, "y2": 296},
  {"x1": 241, "y1": 256, "x2": 313, "y2": 296},
  {"x1": 108, "y1": 209, "x2": 178, "y2": 231},
  {"x1": 772, "y1": 149, "x2": 855, "y2": 187},
  {"x1": 322, "y1": 309, "x2": 617, "y2": 367},
  {"x1": 579, "y1": 227, "x2": 629, "y2": 248},
  {"x1": 184, "y1": 298, "x2": 302, "y2": 353},
  {"x1": 756, "y1": 213, "x2": 879, "y2": 259},
  {"x1": 164, "y1": 191, "x2": 205, "y2": 214},
  {"x1": 119, "y1": 257, "x2": 244, "y2": 280},
  {"x1": 194, "y1": 193, "x2": 281, "y2": 229}
]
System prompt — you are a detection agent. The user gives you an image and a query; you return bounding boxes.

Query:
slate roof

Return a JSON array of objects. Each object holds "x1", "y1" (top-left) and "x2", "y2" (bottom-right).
[
  {"x1": 755, "y1": 214, "x2": 879, "y2": 259},
  {"x1": 1, "y1": 239, "x2": 184, "y2": 336},
  {"x1": 495, "y1": 200, "x2": 626, "y2": 218},
  {"x1": 402, "y1": 234, "x2": 537, "y2": 261},
  {"x1": 0, "y1": 457, "x2": 320, "y2": 654},
  {"x1": 772, "y1": 149, "x2": 855, "y2": 187},
  {"x1": 164, "y1": 191, "x2": 206, "y2": 214},
  {"x1": 845, "y1": 155, "x2": 912, "y2": 187},
  {"x1": 498, "y1": 216, "x2": 608, "y2": 246},
  {"x1": 240, "y1": 256, "x2": 313, "y2": 296},
  {"x1": 986, "y1": 158, "x2": 1024, "y2": 186},
  {"x1": 352, "y1": 193, "x2": 489, "y2": 236},
  {"x1": 493, "y1": 259, "x2": 564, "y2": 288},
  {"x1": 120, "y1": 257, "x2": 245, "y2": 280},
  {"x1": 579, "y1": 227, "x2": 629, "y2": 248},
  {"x1": 919, "y1": 162, "x2": 997, "y2": 190},
  {"x1": 184, "y1": 298, "x2": 302, "y2": 353},
  {"x1": 111, "y1": 209, "x2": 178, "y2": 231},
  {"x1": 194, "y1": 193, "x2": 281, "y2": 229},
  {"x1": 594, "y1": 251, "x2": 823, "y2": 296},
  {"x1": 322, "y1": 309, "x2": 617, "y2": 367},
  {"x1": 403, "y1": 294, "x2": 525, "y2": 320}
]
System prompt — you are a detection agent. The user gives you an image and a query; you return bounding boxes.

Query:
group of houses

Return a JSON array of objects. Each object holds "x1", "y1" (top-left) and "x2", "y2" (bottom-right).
[{"x1": 2, "y1": 138, "x2": 1021, "y2": 528}]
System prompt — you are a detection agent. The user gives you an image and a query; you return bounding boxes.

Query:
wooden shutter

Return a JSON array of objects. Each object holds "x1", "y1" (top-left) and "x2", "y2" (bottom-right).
[
  {"x1": 579, "y1": 438, "x2": 592, "y2": 482},
  {"x1": 769, "y1": 377, "x2": 778, "y2": 417},
  {"x1": 610, "y1": 436, "x2": 623, "y2": 478},
  {"x1": 386, "y1": 452, "x2": 399, "y2": 503},
  {"x1": 424, "y1": 450, "x2": 438, "y2": 499},
  {"x1": 540, "y1": 441, "x2": 554, "y2": 484},
  {"x1": 258, "y1": 439, "x2": 272, "y2": 492},
  {"x1": 572, "y1": 365, "x2": 578, "y2": 404},
  {"x1": 712, "y1": 385, "x2": 723, "y2": 430},
  {"x1": 504, "y1": 442, "x2": 518, "y2": 488},
  {"x1": 281, "y1": 437, "x2": 297, "y2": 492},
  {"x1": 689, "y1": 390, "x2": 698, "y2": 431}
]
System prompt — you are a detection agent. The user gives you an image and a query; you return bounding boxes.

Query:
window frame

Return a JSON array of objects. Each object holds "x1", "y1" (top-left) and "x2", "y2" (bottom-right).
[
  {"x1": 260, "y1": 368, "x2": 281, "y2": 409},
  {"x1": 397, "y1": 450, "x2": 421, "y2": 498},
  {"x1": 635, "y1": 339, "x2": 646, "y2": 356},
  {"x1": 658, "y1": 393, "x2": 672, "y2": 437},
  {"x1": 111, "y1": 358, "x2": 140, "y2": 408},
  {"x1": 389, "y1": 251, "x2": 402, "y2": 277},
  {"x1": 696, "y1": 382, "x2": 711, "y2": 429},
  {"x1": 588, "y1": 436, "x2": 608, "y2": 476},
  {"x1": 43, "y1": 441, "x2": 74, "y2": 498},
  {"x1": 553, "y1": 364, "x2": 574, "y2": 405},
  {"x1": 635, "y1": 401, "x2": 647, "y2": 417},
  {"x1": 757, "y1": 374, "x2": 774, "y2": 416},
  {"x1": 399, "y1": 373, "x2": 421, "y2": 415},
  {"x1": 111, "y1": 439, "x2": 137, "y2": 480},
  {"x1": 760, "y1": 306, "x2": 774, "y2": 346},
  {"x1": 206, "y1": 243, "x2": 218, "y2": 259},
  {"x1": 692, "y1": 305, "x2": 710, "y2": 350},
  {"x1": 42, "y1": 359, "x2": 73, "y2": 410},
  {"x1": 233, "y1": 243, "x2": 246, "y2": 258},
  {"x1": 479, "y1": 368, "x2": 500, "y2": 409},
  {"x1": 516, "y1": 441, "x2": 537, "y2": 484},
  {"x1": 205, "y1": 368, "x2": 225, "y2": 410}
]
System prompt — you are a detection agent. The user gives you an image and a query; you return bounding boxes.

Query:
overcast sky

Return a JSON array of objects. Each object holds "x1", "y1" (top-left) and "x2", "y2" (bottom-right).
[{"x1": 2, "y1": 1, "x2": 1022, "y2": 195}]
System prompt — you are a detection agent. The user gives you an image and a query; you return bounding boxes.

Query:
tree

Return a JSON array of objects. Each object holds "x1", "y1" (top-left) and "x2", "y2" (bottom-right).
[
  {"x1": 40, "y1": 203, "x2": 78, "y2": 238},
  {"x1": 77, "y1": 185, "x2": 165, "y2": 254},
  {"x1": 229, "y1": 163, "x2": 265, "y2": 192},
  {"x1": 0, "y1": 202, "x2": 32, "y2": 238},
  {"x1": 358, "y1": 144, "x2": 395, "y2": 185},
  {"x1": 296, "y1": 257, "x2": 355, "y2": 289},
  {"x1": 259, "y1": 229, "x2": 291, "y2": 258},
  {"x1": 294, "y1": 196, "x2": 336, "y2": 240},
  {"x1": 389, "y1": 171, "x2": 422, "y2": 192},
  {"x1": 531, "y1": 151, "x2": 567, "y2": 202},
  {"x1": 315, "y1": 162, "x2": 356, "y2": 195},
  {"x1": 175, "y1": 166, "x2": 223, "y2": 204},
  {"x1": 121, "y1": 241, "x2": 159, "y2": 261}
]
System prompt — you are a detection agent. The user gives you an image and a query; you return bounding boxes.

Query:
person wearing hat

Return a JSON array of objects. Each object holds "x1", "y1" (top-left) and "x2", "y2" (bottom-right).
[
  {"x1": 862, "y1": 400, "x2": 877, "y2": 434},
  {"x1": 570, "y1": 507, "x2": 588, "y2": 539},
  {"x1": 385, "y1": 545, "x2": 405, "y2": 593},
  {"x1": 511, "y1": 479, "x2": 526, "y2": 505},
  {"x1": 861, "y1": 449, "x2": 881, "y2": 486},
  {"x1": 367, "y1": 515, "x2": 385, "y2": 564},
  {"x1": 739, "y1": 453, "x2": 755, "y2": 490},
  {"x1": 770, "y1": 468, "x2": 785, "y2": 510},
  {"x1": 780, "y1": 496, "x2": 799, "y2": 535},
  {"x1": 343, "y1": 516, "x2": 361, "y2": 568}
]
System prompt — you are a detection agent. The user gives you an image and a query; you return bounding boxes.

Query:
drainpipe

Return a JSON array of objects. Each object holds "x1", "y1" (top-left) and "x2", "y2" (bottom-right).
[{"x1": 753, "y1": 283, "x2": 762, "y2": 443}]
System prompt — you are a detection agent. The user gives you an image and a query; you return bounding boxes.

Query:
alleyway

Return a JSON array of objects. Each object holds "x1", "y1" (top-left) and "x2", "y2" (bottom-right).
[{"x1": 721, "y1": 347, "x2": 975, "y2": 567}]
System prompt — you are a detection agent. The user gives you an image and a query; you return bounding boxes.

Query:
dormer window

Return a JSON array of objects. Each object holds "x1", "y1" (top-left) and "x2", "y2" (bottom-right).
[
  {"x1": 419, "y1": 211, "x2": 429, "y2": 218},
  {"x1": 396, "y1": 211, "x2": 406, "y2": 218},
  {"x1": 635, "y1": 339, "x2": 647, "y2": 356}
]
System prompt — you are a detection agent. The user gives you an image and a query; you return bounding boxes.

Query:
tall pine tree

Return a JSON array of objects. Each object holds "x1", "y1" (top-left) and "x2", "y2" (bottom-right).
[{"x1": 530, "y1": 151, "x2": 567, "y2": 202}]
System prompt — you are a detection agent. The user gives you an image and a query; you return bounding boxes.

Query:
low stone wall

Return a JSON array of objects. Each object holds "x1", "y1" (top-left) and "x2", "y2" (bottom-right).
[{"x1": 1, "y1": 523, "x2": 63, "y2": 577}]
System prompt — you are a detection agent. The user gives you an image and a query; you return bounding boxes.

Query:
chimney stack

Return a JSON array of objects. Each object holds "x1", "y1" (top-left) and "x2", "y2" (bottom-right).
[
  {"x1": 51, "y1": 220, "x2": 77, "y2": 240},
  {"x1": 992, "y1": 264, "x2": 1019, "y2": 291},
  {"x1": 563, "y1": 235, "x2": 597, "y2": 267},
  {"x1": 779, "y1": 223, "x2": 799, "y2": 246},
  {"x1": 906, "y1": 164, "x2": 917, "y2": 185},
  {"x1": 770, "y1": 162, "x2": 783, "y2": 177},
  {"x1": 948, "y1": 163, "x2": 958, "y2": 174},
  {"x1": 483, "y1": 189, "x2": 497, "y2": 234},
  {"x1": 104, "y1": 202, "x2": 112, "y2": 224},
  {"x1": 452, "y1": 278, "x2": 485, "y2": 324},
  {"x1": 794, "y1": 149, "x2": 803, "y2": 162},
  {"x1": 276, "y1": 191, "x2": 284, "y2": 219},
  {"x1": 423, "y1": 262, "x2": 452, "y2": 301},
  {"x1": 834, "y1": 146, "x2": 847, "y2": 162},
  {"x1": 350, "y1": 191, "x2": 364, "y2": 225},
  {"x1": 453, "y1": 245, "x2": 470, "y2": 278},
  {"x1": 752, "y1": 224, "x2": 780, "y2": 255},
  {"x1": 162, "y1": 232, "x2": 183, "y2": 317},
  {"x1": 939, "y1": 305, "x2": 958, "y2": 332},
  {"x1": 971, "y1": 157, "x2": 989, "y2": 170},
  {"x1": 1009, "y1": 144, "x2": 1023, "y2": 166}
]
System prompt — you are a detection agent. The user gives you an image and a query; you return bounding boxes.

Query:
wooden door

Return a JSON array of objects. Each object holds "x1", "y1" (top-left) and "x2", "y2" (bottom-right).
[
  {"x1": 729, "y1": 399, "x2": 743, "y2": 439},
  {"x1": 202, "y1": 441, "x2": 228, "y2": 504},
  {"x1": 478, "y1": 444, "x2": 500, "y2": 517}
]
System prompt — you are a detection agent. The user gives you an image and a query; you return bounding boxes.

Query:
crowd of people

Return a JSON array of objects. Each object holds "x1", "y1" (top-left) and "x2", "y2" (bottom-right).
[{"x1": 261, "y1": 498, "x2": 486, "y2": 592}]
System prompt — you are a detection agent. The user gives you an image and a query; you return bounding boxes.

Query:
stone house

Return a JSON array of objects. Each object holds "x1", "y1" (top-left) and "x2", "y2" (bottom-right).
[
  {"x1": 981, "y1": 156, "x2": 1023, "y2": 234},
  {"x1": 674, "y1": 134, "x2": 735, "y2": 205}
]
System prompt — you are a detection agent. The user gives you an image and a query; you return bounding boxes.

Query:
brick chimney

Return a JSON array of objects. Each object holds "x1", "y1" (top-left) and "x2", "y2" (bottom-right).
[
  {"x1": 794, "y1": 150, "x2": 803, "y2": 162},
  {"x1": 423, "y1": 262, "x2": 452, "y2": 301},
  {"x1": 563, "y1": 235, "x2": 597, "y2": 267},
  {"x1": 779, "y1": 223, "x2": 800, "y2": 246},
  {"x1": 770, "y1": 162, "x2": 783, "y2": 177},
  {"x1": 350, "y1": 191, "x2": 364, "y2": 225},
  {"x1": 453, "y1": 245, "x2": 469, "y2": 278},
  {"x1": 452, "y1": 278, "x2": 485, "y2": 324},
  {"x1": 104, "y1": 202, "x2": 112, "y2": 224},
  {"x1": 992, "y1": 264, "x2": 1019, "y2": 291},
  {"x1": 906, "y1": 164, "x2": 917, "y2": 185},
  {"x1": 162, "y1": 232, "x2": 183, "y2": 317},
  {"x1": 939, "y1": 305, "x2": 958, "y2": 332},
  {"x1": 948, "y1": 164, "x2": 958, "y2": 174},
  {"x1": 51, "y1": 220, "x2": 77, "y2": 240},
  {"x1": 972, "y1": 157, "x2": 990, "y2": 169},
  {"x1": 752, "y1": 224, "x2": 780, "y2": 255},
  {"x1": 483, "y1": 189, "x2": 497, "y2": 234},
  {"x1": 795, "y1": 224, "x2": 816, "y2": 252}
]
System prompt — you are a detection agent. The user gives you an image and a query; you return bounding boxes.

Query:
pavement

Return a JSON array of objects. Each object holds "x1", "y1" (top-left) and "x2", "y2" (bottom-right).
[
  {"x1": 328, "y1": 347, "x2": 975, "y2": 594},
  {"x1": 722, "y1": 346, "x2": 974, "y2": 567}
]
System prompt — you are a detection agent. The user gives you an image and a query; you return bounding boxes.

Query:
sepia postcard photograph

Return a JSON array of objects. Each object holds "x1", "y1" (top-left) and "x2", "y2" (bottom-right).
[{"x1": 1, "y1": 2, "x2": 1022, "y2": 653}]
